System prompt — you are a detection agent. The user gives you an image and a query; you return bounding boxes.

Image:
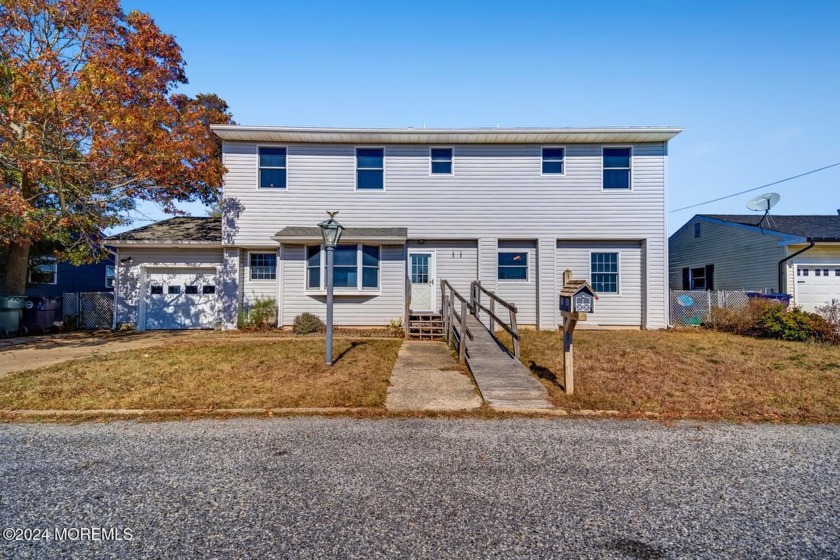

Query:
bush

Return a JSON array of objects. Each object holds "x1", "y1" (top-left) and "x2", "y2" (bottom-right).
[
  {"x1": 293, "y1": 312, "x2": 325, "y2": 335},
  {"x1": 815, "y1": 299, "x2": 840, "y2": 332},
  {"x1": 238, "y1": 297, "x2": 278, "y2": 330},
  {"x1": 750, "y1": 304, "x2": 838, "y2": 343},
  {"x1": 710, "y1": 300, "x2": 773, "y2": 336}
]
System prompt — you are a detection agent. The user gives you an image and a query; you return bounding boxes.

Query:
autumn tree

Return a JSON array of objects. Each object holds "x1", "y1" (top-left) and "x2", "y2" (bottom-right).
[{"x1": 0, "y1": 0, "x2": 232, "y2": 294}]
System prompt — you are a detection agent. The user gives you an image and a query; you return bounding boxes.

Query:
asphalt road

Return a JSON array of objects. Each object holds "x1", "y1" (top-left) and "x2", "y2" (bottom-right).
[{"x1": 1, "y1": 418, "x2": 838, "y2": 559}]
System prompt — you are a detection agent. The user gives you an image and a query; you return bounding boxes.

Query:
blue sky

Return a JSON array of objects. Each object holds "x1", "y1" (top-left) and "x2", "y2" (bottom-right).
[{"x1": 122, "y1": 0, "x2": 840, "y2": 233}]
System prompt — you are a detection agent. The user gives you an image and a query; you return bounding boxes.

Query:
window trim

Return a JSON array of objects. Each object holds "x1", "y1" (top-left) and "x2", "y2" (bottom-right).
[
  {"x1": 497, "y1": 251, "x2": 530, "y2": 283},
  {"x1": 355, "y1": 147, "x2": 386, "y2": 191},
  {"x1": 256, "y1": 145, "x2": 288, "y2": 190},
  {"x1": 28, "y1": 256, "x2": 58, "y2": 285},
  {"x1": 105, "y1": 265, "x2": 116, "y2": 289},
  {"x1": 248, "y1": 251, "x2": 278, "y2": 282},
  {"x1": 589, "y1": 251, "x2": 621, "y2": 295},
  {"x1": 304, "y1": 244, "x2": 381, "y2": 292},
  {"x1": 540, "y1": 146, "x2": 566, "y2": 176},
  {"x1": 429, "y1": 146, "x2": 454, "y2": 176},
  {"x1": 601, "y1": 145, "x2": 633, "y2": 191},
  {"x1": 689, "y1": 267, "x2": 706, "y2": 290}
]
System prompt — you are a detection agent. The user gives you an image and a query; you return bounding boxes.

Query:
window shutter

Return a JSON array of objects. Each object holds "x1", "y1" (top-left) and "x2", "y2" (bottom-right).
[
  {"x1": 705, "y1": 264, "x2": 715, "y2": 291},
  {"x1": 681, "y1": 268, "x2": 690, "y2": 290}
]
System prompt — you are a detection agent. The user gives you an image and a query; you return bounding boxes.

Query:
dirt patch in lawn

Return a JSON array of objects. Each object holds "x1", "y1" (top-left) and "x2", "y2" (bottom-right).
[
  {"x1": 519, "y1": 329, "x2": 840, "y2": 422},
  {"x1": 0, "y1": 338, "x2": 401, "y2": 410}
]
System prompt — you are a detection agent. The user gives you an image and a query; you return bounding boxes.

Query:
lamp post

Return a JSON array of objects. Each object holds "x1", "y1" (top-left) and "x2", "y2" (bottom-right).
[{"x1": 318, "y1": 211, "x2": 344, "y2": 365}]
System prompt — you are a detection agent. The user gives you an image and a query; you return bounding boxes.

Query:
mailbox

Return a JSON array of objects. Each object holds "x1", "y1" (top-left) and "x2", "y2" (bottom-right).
[{"x1": 559, "y1": 279, "x2": 597, "y2": 314}]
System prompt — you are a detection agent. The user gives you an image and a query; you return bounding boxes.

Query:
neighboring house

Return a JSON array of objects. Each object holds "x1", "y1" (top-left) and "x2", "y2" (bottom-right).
[
  {"x1": 669, "y1": 214, "x2": 840, "y2": 311},
  {"x1": 110, "y1": 125, "x2": 683, "y2": 331},
  {"x1": 26, "y1": 254, "x2": 115, "y2": 297}
]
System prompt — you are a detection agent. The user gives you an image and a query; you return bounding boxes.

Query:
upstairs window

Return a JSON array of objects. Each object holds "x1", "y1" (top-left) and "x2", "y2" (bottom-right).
[
  {"x1": 542, "y1": 147, "x2": 565, "y2": 175},
  {"x1": 498, "y1": 252, "x2": 528, "y2": 281},
  {"x1": 29, "y1": 257, "x2": 57, "y2": 285},
  {"x1": 603, "y1": 147, "x2": 631, "y2": 189},
  {"x1": 694, "y1": 222, "x2": 702, "y2": 238},
  {"x1": 250, "y1": 253, "x2": 277, "y2": 280},
  {"x1": 356, "y1": 148, "x2": 384, "y2": 190},
  {"x1": 430, "y1": 148, "x2": 453, "y2": 175},
  {"x1": 105, "y1": 265, "x2": 116, "y2": 288},
  {"x1": 259, "y1": 147, "x2": 287, "y2": 188},
  {"x1": 591, "y1": 252, "x2": 619, "y2": 293}
]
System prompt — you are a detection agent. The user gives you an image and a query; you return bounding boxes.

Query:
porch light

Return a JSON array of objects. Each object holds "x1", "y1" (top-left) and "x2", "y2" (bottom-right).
[
  {"x1": 318, "y1": 211, "x2": 344, "y2": 247},
  {"x1": 318, "y1": 211, "x2": 343, "y2": 365}
]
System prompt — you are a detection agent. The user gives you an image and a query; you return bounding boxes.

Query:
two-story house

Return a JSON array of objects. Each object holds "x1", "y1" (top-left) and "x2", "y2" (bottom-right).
[{"x1": 110, "y1": 126, "x2": 682, "y2": 331}]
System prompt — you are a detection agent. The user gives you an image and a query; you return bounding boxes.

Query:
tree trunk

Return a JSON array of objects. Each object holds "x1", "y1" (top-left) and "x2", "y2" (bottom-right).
[{"x1": 1, "y1": 241, "x2": 31, "y2": 295}]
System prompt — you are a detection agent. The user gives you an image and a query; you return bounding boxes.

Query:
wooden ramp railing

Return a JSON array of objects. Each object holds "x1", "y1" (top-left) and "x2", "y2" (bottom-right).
[{"x1": 440, "y1": 280, "x2": 520, "y2": 364}]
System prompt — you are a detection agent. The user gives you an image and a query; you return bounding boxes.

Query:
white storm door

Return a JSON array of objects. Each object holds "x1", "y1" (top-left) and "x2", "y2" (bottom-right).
[{"x1": 408, "y1": 251, "x2": 435, "y2": 312}]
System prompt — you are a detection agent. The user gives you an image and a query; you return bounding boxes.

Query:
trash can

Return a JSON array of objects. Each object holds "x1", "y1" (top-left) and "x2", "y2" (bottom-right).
[
  {"x1": 746, "y1": 292, "x2": 792, "y2": 306},
  {"x1": 0, "y1": 295, "x2": 26, "y2": 337},
  {"x1": 21, "y1": 296, "x2": 63, "y2": 335}
]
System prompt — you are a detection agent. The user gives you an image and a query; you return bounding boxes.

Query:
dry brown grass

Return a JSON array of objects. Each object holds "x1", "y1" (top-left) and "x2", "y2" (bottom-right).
[
  {"x1": 518, "y1": 329, "x2": 840, "y2": 422},
  {"x1": 0, "y1": 338, "x2": 401, "y2": 410}
]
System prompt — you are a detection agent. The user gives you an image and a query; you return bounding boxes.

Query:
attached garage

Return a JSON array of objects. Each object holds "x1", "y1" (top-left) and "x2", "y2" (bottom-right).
[
  {"x1": 144, "y1": 268, "x2": 219, "y2": 330},
  {"x1": 794, "y1": 263, "x2": 840, "y2": 312}
]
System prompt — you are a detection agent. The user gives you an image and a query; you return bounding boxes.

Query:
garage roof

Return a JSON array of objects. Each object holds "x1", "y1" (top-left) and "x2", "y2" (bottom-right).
[
  {"x1": 211, "y1": 125, "x2": 683, "y2": 144},
  {"x1": 108, "y1": 217, "x2": 222, "y2": 246},
  {"x1": 702, "y1": 215, "x2": 840, "y2": 242},
  {"x1": 273, "y1": 226, "x2": 408, "y2": 244}
]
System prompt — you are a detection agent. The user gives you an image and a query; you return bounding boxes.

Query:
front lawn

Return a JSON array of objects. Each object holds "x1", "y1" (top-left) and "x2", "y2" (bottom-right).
[
  {"x1": 518, "y1": 329, "x2": 840, "y2": 422},
  {"x1": 0, "y1": 338, "x2": 401, "y2": 410}
]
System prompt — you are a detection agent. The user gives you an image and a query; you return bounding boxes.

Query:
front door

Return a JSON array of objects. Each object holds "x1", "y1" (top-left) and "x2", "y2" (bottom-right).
[{"x1": 409, "y1": 251, "x2": 435, "y2": 311}]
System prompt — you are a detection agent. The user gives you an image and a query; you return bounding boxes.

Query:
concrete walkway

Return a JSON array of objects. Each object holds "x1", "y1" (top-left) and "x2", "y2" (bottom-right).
[
  {"x1": 386, "y1": 341, "x2": 482, "y2": 411},
  {"x1": 465, "y1": 315, "x2": 553, "y2": 410}
]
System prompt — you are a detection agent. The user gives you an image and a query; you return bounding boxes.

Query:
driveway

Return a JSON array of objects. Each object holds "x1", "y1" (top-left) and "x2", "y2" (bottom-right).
[
  {"x1": 0, "y1": 418, "x2": 837, "y2": 558},
  {"x1": 0, "y1": 331, "x2": 198, "y2": 377}
]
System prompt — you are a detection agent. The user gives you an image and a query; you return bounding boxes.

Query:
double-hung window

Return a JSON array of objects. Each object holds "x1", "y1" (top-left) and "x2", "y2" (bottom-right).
[
  {"x1": 542, "y1": 147, "x2": 565, "y2": 174},
  {"x1": 29, "y1": 257, "x2": 57, "y2": 284},
  {"x1": 259, "y1": 147, "x2": 287, "y2": 188},
  {"x1": 591, "y1": 252, "x2": 619, "y2": 293},
  {"x1": 498, "y1": 252, "x2": 528, "y2": 281},
  {"x1": 105, "y1": 265, "x2": 116, "y2": 288},
  {"x1": 602, "y1": 147, "x2": 631, "y2": 189},
  {"x1": 250, "y1": 253, "x2": 277, "y2": 280},
  {"x1": 305, "y1": 245, "x2": 380, "y2": 290},
  {"x1": 430, "y1": 148, "x2": 453, "y2": 175},
  {"x1": 356, "y1": 148, "x2": 384, "y2": 190}
]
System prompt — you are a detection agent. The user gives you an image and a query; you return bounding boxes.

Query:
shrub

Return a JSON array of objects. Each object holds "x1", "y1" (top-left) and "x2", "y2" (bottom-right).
[
  {"x1": 710, "y1": 300, "x2": 773, "y2": 336},
  {"x1": 750, "y1": 304, "x2": 838, "y2": 343},
  {"x1": 293, "y1": 312, "x2": 325, "y2": 335},
  {"x1": 815, "y1": 299, "x2": 840, "y2": 332},
  {"x1": 238, "y1": 297, "x2": 278, "y2": 330}
]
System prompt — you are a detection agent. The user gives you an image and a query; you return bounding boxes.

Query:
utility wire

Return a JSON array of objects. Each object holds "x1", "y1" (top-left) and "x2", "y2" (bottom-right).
[{"x1": 670, "y1": 161, "x2": 840, "y2": 213}]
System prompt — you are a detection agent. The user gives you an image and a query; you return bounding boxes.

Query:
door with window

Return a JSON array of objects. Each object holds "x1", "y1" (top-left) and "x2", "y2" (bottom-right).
[{"x1": 408, "y1": 251, "x2": 435, "y2": 312}]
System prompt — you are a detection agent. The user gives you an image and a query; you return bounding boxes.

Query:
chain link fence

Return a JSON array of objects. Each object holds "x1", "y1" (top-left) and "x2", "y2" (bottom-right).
[
  {"x1": 63, "y1": 291, "x2": 114, "y2": 330},
  {"x1": 670, "y1": 288, "x2": 777, "y2": 327}
]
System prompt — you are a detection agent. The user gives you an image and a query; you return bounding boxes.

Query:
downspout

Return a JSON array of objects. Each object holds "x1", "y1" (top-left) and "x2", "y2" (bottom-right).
[{"x1": 778, "y1": 240, "x2": 815, "y2": 293}]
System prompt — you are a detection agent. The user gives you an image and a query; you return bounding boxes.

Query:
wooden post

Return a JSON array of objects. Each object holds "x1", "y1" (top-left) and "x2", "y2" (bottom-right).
[
  {"x1": 459, "y1": 300, "x2": 468, "y2": 364},
  {"x1": 442, "y1": 293, "x2": 449, "y2": 342},
  {"x1": 440, "y1": 282, "x2": 446, "y2": 315},
  {"x1": 509, "y1": 305, "x2": 520, "y2": 359},
  {"x1": 448, "y1": 292, "x2": 455, "y2": 345},
  {"x1": 561, "y1": 313, "x2": 578, "y2": 394},
  {"x1": 489, "y1": 298, "x2": 495, "y2": 334}
]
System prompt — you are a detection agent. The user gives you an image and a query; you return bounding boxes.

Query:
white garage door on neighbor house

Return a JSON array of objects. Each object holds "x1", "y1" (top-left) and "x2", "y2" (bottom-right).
[
  {"x1": 794, "y1": 264, "x2": 840, "y2": 312},
  {"x1": 144, "y1": 268, "x2": 218, "y2": 330}
]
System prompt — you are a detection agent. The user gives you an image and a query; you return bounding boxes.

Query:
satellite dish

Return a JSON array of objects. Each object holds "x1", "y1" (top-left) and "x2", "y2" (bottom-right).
[{"x1": 746, "y1": 192, "x2": 780, "y2": 212}]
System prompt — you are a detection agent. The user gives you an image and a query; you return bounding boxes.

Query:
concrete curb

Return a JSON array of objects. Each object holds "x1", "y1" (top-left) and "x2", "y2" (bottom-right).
[{"x1": 0, "y1": 407, "x2": 377, "y2": 418}]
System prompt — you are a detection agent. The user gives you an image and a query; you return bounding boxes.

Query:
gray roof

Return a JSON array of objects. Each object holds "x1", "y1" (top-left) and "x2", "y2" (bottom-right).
[
  {"x1": 702, "y1": 214, "x2": 840, "y2": 242},
  {"x1": 108, "y1": 217, "x2": 222, "y2": 244},
  {"x1": 273, "y1": 226, "x2": 408, "y2": 244},
  {"x1": 211, "y1": 125, "x2": 683, "y2": 144}
]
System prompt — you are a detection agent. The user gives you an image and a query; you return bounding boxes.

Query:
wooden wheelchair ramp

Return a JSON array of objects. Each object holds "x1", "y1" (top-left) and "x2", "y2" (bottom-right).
[{"x1": 441, "y1": 281, "x2": 552, "y2": 411}]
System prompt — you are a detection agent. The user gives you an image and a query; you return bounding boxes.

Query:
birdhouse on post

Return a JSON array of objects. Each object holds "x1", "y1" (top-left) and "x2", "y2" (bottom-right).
[{"x1": 558, "y1": 270, "x2": 598, "y2": 395}]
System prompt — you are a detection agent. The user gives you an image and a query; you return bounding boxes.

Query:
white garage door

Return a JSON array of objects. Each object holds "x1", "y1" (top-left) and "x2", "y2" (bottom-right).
[
  {"x1": 145, "y1": 268, "x2": 218, "y2": 330},
  {"x1": 795, "y1": 265, "x2": 840, "y2": 312}
]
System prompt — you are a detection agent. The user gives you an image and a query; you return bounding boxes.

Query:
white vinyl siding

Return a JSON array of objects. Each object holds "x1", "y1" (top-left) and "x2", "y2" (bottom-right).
[
  {"x1": 669, "y1": 218, "x2": 784, "y2": 291},
  {"x1": 495, "y1": 241, "x2": 537, "y2": 325},
  {"x1": 784, "y1": 244, "x2": 840, "y2": 309},
  {"x1": 278, "y1": 244, "x2": 404, "y2": 326},
  {"x1": 240, "y1": 249, "x2": 279, "y2": 307},
  {"x1": 557, "y1": 241, "x2": 643, "y2": 327}
]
